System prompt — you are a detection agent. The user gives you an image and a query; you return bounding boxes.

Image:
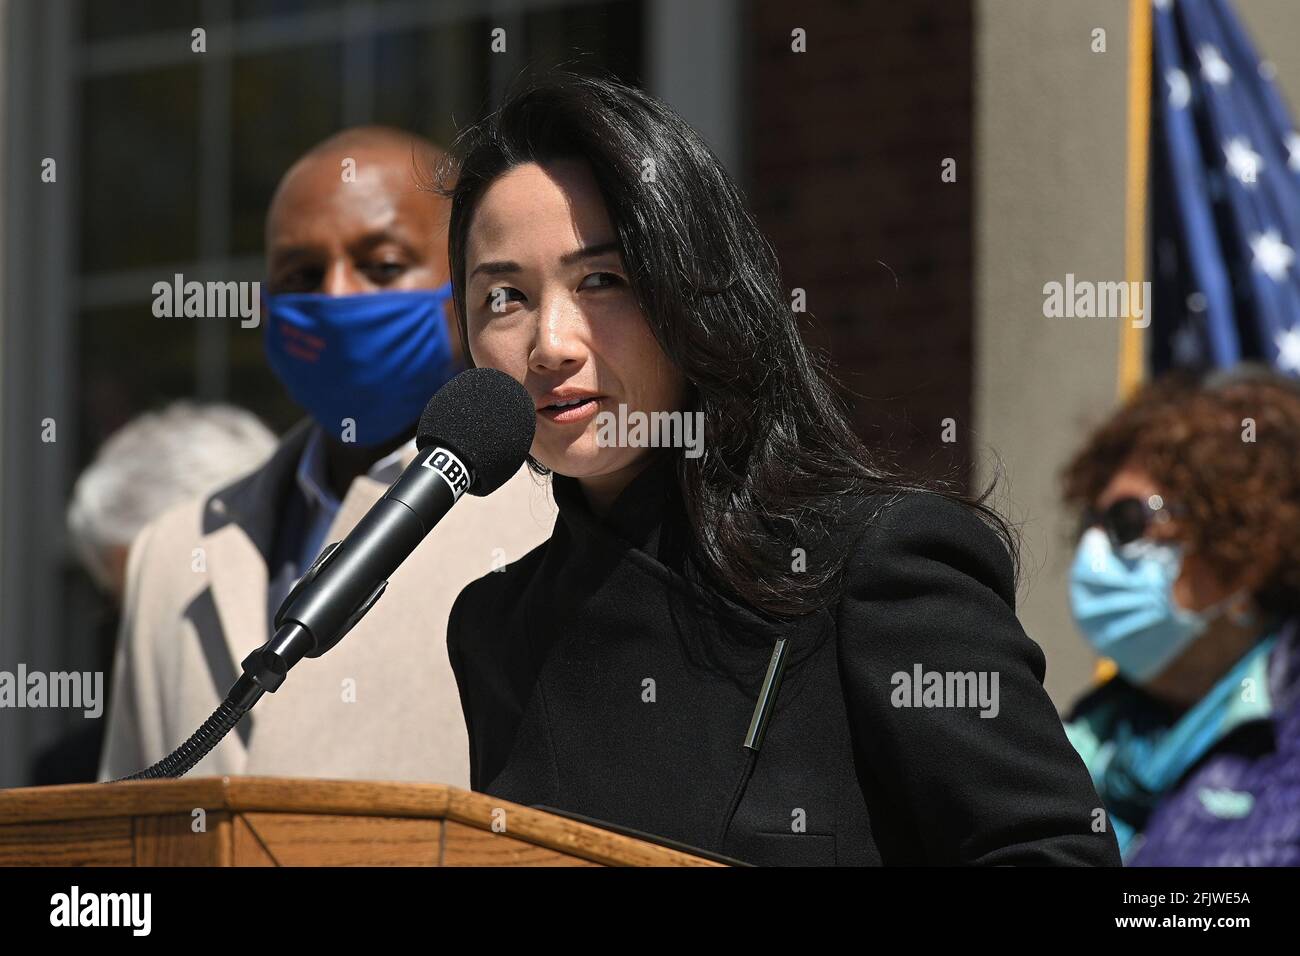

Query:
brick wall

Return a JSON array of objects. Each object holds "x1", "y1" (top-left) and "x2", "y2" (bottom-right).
[{"x1": 745, "y1": 0, "x2": 975, "y2": 489}]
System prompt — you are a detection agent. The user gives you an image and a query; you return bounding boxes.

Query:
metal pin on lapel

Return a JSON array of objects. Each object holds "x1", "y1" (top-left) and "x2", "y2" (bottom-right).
[{"x1": 743, "y1": 638, "x2": 789, "y2": 752}]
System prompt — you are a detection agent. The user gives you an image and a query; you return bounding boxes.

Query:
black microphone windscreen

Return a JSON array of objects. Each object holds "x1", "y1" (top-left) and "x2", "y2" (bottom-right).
[{"x1": 416, "y1": 368, "x2": 536, "y2": 496}]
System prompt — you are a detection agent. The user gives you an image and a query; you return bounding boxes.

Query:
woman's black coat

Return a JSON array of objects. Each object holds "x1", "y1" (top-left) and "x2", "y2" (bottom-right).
[{"x1": 448, "y1": 457, "x2": 1121, "y2": 866}]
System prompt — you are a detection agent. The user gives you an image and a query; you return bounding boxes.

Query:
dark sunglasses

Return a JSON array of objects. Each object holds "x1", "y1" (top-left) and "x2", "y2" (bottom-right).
[{"x1": 1080, "y1": 495, "x2": 1184, "y2": 549}]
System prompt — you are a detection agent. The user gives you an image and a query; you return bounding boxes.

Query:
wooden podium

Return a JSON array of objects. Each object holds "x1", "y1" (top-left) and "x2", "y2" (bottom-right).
[{"x1": 0, "y1": 777, "x2": 722, "y2": 867}]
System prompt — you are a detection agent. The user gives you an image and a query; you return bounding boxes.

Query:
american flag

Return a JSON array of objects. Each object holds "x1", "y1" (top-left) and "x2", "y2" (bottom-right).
[{"x1": 1149, "y1": 0, "x2": 1300, "y2": 375}]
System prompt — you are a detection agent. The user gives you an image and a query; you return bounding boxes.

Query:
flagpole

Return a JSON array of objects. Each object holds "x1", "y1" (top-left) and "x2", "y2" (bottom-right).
[
  {"x1": 1092, "y1": 0, "x2": 1156, "y2": 688},
  {"x1": 1119, "y1": 0, "x2": 1153, "y2": 400}
]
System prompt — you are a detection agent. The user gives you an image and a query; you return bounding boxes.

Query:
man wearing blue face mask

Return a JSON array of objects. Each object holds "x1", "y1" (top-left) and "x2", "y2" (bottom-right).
[
  {"x1": 1059, "y1": 368, "x2": 1300, "y2": 866},
  {"x1": 99, "y1": 127, "x2": 555, "y2": 784},
  {"x1": 258, "y1": 126, "x2": 467, "y2": 620}
]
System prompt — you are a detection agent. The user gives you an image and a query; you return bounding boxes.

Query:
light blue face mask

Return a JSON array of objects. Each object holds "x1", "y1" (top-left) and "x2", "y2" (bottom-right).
[
  {"x1": 1069, "y1": 527, "x2": 1212, "y2": 684},
  {"x1": 264, "y1": 284, "x2": 459, "y2": 448}
]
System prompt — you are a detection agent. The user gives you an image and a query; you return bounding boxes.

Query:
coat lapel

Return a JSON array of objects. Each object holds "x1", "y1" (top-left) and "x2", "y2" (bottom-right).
[
  {"x1": 203, "y1": 424, "x2": 420, "y2": 687},
  {"x1": 203, "y1": 419, "x2": 314, "y2": 681}
]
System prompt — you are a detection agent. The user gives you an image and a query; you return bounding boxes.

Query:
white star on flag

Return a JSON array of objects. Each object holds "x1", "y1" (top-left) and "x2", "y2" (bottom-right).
[
  {"x1": 1166, "y1": 69, "x2": 1191, "y2": 109},
  {"x1": 1288, "y1": 131, "x2": 1300, "y2": 172},
  {"x1": 1198, "y1": 44, "x2": 1233, "y2": 85},
  {"x1": 1251, "y1": 230, "x2": 1295, "y2": 281},
  {"x1": 1275, "y1": 326, "x2": 1300, "y2": 374},
  {"x1": 1224, "y1": 137, "x2": 1263, "y2": 185}
]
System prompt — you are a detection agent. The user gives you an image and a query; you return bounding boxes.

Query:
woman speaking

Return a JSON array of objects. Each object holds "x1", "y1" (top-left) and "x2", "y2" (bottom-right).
[{"x1": 438, "y1": 72, "x2": 1119, "y2": 866}]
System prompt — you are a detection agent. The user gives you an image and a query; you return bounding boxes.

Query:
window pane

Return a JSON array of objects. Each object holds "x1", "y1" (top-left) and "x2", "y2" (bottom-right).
[
  {"x1": 230, "y1": 44, "x2": 344, "y2": 256},
  {"x1": 82, "y1": 0, "x2": 203, "y2": 41},
  {"x1": 372, "y1": 19, "x2": 492, "y2": 147},
  {"x1": 524, "y1": 0, "x2": 643, "y2": 85},
  {"x1": 80, "y1": 66, "x2": 200, "y2": 272},
  {"x1": 77, "y1": 303, "x2": 198, "y2": 468},
  {"x1": 234, "y1": 0, "x2": 346, "y2": 19}
]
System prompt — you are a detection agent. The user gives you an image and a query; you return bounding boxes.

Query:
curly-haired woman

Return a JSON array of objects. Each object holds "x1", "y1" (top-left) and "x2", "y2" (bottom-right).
[{"x1": 1062, "y1": 365, "x2": 1300, "y2": 865}]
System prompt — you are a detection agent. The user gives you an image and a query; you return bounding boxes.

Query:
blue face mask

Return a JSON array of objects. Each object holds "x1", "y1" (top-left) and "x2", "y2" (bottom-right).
[
  {"x1": 264, "y1": 285, "x2": 459, "y2": 447},
  {"x1": 1069, "y1": 527, "x2": 1217, "y2": 684}
]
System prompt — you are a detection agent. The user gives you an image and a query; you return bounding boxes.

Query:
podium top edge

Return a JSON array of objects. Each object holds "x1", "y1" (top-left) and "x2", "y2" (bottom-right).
[
  {"x1": 0, "y1": 776, "x2": 459, "y2": 824},
  {"x1": 0, "y1": 777, "x2": 723, "y2": 866}
]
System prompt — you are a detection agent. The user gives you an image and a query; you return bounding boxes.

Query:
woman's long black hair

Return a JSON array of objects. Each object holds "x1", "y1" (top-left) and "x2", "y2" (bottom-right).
[{"x1": 435, "y1": 71, "x2": 1018, "y2": 619}]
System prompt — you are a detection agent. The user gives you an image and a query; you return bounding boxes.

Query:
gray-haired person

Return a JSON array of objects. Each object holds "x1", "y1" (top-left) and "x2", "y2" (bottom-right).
[{"x1": 67, "y1": 402, "x2": 277, "y2": 602}]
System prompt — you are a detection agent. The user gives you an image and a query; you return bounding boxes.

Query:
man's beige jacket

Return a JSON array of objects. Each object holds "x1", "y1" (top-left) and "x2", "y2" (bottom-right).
[{"x1": 98, "y1": 420, "x2": 555, "y2": 785}]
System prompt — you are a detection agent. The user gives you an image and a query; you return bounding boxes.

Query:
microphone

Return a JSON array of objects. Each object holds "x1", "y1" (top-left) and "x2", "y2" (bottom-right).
[
  {"x1": 243, "y1": 366, "x2": 537, "y2": 693},
  {"x1": 115, "y1": 366, "x2": 535, "y2": 780}
]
